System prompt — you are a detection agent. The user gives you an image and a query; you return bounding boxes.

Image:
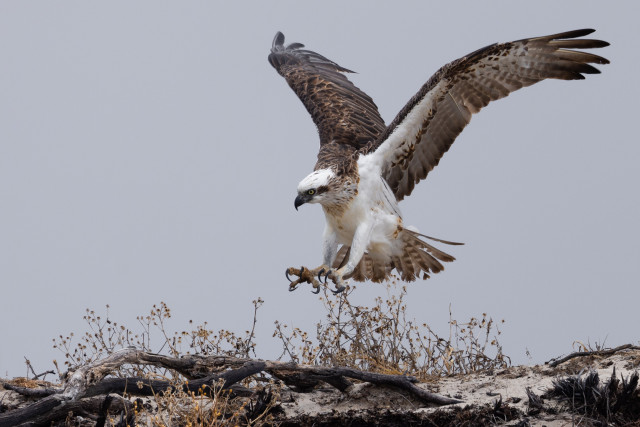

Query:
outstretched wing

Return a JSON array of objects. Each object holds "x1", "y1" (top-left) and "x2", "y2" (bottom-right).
[
  {"x1": 364, "y1": 29, "x2": 609, "y2": 201},
  {"x1": 268, "y1": 32, "x2": 386, "y2": 157}
]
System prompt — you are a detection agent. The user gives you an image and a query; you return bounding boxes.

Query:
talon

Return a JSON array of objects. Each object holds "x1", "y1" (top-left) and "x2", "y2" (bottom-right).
[
  {"x1": 285, "y1": 265, "x2": 333, "y2": 294},
  {"x1": 331, "y1": 284, "x2": 346, "y2": 295},
  {"x1": 323, "y1": 271, "x2": 331, "y2": 284},
  {"x1": 288, "y1": 277, "x2": 302, "y2": 292}
]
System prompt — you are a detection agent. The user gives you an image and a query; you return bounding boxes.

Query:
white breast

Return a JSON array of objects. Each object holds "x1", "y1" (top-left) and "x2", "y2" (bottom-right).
[{"x1": 325, "y1": 156, "x2": 403, "y2": 252}]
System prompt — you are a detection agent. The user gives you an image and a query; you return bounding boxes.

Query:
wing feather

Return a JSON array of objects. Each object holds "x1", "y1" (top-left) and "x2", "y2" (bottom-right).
[
  {"x1": 268, "y1": 32, "x2": 386, "y2": 164},
  {"x1": 364, "y1": 29, "x2": 609, "y2": 201}
]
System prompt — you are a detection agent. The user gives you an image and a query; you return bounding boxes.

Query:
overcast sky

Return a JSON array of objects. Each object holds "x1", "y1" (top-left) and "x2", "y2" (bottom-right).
[{"x1": 1, "y1": 1, "x2": 638, "y2": 378}]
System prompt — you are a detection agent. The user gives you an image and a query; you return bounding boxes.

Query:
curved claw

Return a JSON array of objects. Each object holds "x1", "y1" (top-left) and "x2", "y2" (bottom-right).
[
  {"x1": 323, "y1": 270, "x2": 331, "y2": 284},
  {"x1": 317, "y1": 267, "x2": 326, "y2": 282},
  {"x1": 311, "y1": 285, "x2": 320, "y2": 295},
  {"x1": 285, "y1": 268, "x2": 292, "y2": 283},
  {"x1": 289, "y1": 284, "x2": 298, "y2": 292},
  {"x1": 331, "y1": 285, "x2": 346, "y2": 295}
]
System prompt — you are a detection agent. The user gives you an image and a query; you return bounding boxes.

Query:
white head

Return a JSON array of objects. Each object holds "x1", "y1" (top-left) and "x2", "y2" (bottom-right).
[{"x1": 294, "y1": 168, "x2": 336, "y2": 210}]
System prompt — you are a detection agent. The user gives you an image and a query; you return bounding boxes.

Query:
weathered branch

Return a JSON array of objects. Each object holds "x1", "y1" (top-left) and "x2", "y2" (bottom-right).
[
  {"x1": 546, "y1": 344, "x2": 640, "y2": 368},
  {"x1": 81, "y1": 361, "x2": 265, "y2": 399},
  {"x1": 0, "y1": 394, "x2": 133, "y2": 427},
  {"x1": 263, "y1": 361, "x2": 461, "y2": 405},
  {"x1": 0, "y1": 348, "x2": 460, "y2": 426},
  {"x1": 0, "y1": 382, "x2": 60, "y2": 398}
]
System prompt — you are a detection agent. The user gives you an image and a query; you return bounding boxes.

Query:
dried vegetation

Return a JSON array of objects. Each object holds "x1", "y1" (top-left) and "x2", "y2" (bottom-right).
[
  {"x1": 273, "y1": 282, "x2": 508, "y2": 378},
  {"x1": 3, "y1": 280, "x2": 638, "y2": 426}
]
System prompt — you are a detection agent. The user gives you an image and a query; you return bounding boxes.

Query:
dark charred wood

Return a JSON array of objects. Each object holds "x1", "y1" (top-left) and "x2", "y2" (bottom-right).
[
  {"x1": 81, "y1": 361, "x2": 265, "y2": 399},
  {"x1": 0, "y1": 395, "x2": 64, "y2": 427},
  {"x1": 0, "y1": 349, "x2": 460, "y2": 426},
  {"x1": 546, "y1": 344, "x2": 639, "y2": 368},
  {"x1": 321, "y1": 375, "x2": 353, "y2": 391},
  {"x1": 269, "y1": 370, "x2": 322, "y2": 392},
  {"x1": 0, "y1": 382, "x2": 59, "y2": 398},
  {"x1": 0, "y1": 395, "x2": 132, "y2": 427},
  {"x1": 263, "y1": 364, "x2": 460, "y2": 405}
]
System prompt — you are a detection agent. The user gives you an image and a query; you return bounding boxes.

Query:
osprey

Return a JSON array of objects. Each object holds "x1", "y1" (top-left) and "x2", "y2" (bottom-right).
[{"x1": 268, "y1": 29, "x2": 608, "y2": 294}]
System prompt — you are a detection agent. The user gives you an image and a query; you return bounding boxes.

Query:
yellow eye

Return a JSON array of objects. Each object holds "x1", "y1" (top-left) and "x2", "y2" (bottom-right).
[{"x1": 307, "y1": 189, "x2": 315, "y2": 195}]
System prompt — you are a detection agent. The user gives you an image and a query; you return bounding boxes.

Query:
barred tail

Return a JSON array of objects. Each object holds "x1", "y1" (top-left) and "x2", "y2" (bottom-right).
[{"x1": 332, "y1": 230, "x2": 461, "y2": 283}]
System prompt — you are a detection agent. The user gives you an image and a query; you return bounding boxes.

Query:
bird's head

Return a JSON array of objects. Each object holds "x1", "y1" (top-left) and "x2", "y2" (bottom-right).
[{"x1": 294, "y1": 168, "x2": 336, "y2": 210}]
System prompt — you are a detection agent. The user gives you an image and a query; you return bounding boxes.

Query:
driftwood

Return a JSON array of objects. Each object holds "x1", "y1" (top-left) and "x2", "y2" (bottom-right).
[
  {"x1": 0, "y1": 394, "x2": 134, "y2": 427},
  {"x1": 3, "y1": 346, "x2": 640, "y2": 426},
  {"x1": 0, "y1": 347, "x2": 460, "y2": 426},
  {"x1": 545, "y1": 344, "x2": 640, "y2": 368}
]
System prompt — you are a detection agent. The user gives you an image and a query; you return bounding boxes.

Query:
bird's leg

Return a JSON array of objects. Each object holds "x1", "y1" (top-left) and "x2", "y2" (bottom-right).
[
  {"x1": 321, "y1": 221, "x2": 372, "y2": 294},
  {"x1": 285, "y1": 265, "x2": 330, "y2": 293}
]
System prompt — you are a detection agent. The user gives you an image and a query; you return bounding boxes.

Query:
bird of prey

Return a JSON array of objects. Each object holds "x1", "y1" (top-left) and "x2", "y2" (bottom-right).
[{"x1": 268, "y1": 29, "x2": 608, "y2": 294}]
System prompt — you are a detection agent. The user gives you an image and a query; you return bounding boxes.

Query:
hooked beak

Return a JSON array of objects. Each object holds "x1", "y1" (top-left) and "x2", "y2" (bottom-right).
[{"x1": 294, "y1": 194, "x2": 305, "y2": 211}]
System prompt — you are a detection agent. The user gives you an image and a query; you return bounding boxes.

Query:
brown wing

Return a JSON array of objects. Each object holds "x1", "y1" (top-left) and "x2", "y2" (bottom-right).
[
  {"x1": 363, "y1": 29, "x2": 609, "y2": 201},
  {"x1": 268, "y1": 32, "x2": 386, "y2": 167}
]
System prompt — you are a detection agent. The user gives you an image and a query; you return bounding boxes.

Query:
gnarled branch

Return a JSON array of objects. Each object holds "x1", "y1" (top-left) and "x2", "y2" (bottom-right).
[
  {"x1": 546, "y1": 344, "x2": 640, "y2": 368},
  {"x1": 1, "y1": 348, "x2": 460, "y2": 426}
]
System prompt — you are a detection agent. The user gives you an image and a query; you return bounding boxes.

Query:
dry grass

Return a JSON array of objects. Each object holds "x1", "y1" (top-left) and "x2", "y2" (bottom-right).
[
  {"x1": 51, "y1": 300, "x2": 274, "y2": 426},
  {"x1": 128, "y1": 379, "x2": 278, "y2": 427},
  {"x1": 273, "y1": 280, "x2": 509, "y2": 378},
  {"x1": 47, "y1": 281, "x2": 508, "y2": 424},
  {"x1": 52, "y1": 300, "x2": 263, "y2": 378}
]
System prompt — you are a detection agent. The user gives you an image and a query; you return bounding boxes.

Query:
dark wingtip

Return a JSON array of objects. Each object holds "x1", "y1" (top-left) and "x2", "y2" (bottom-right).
[
  {"x1": 272, "y1": 31, "x2": 285, "y2": 49},
  {"x1": 271, "y1": 32, "x2": 306, "y2": 54},
  {"x1": 554, "y1": 28, "x2": 596, "y2": 39},
  {"x1": 571, "y1": 28, "x2": 596, "y2": 37},
  {"x1": 537, "y1": 28, "x2": 604, "y2": 44},
  {"x1": 593, "y1": 40, "x2": 610, "y2": 48}
]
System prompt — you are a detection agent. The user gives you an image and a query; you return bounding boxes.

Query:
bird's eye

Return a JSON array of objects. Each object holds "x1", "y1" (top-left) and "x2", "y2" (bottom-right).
[{"x1": 307, "y1": 189, "x2": 315, "y2": 195}]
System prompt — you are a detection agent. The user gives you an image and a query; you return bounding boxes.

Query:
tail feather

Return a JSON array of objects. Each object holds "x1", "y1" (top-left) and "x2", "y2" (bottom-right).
[
  {"x1": 354, "y1": 252, "x2": 372, "y2": 281},
  {"x1": 398, "y1": 251, "x2": 416, "y2": 281},
  {"x1": 409, "y1": 233, "x2": 457, "y2": 262},
  {"x1": 414, "y1": 251, "x2": 433, "y2": 277},
  {"x1": 417, "y1": 246, "x2": 444, "y2": 273},
  {"x1": 333, "y1": 229, "x2": 459, "y2": 283},
  {"x1": 372, "y1": 258, "x2": 389, "y2": 282}
]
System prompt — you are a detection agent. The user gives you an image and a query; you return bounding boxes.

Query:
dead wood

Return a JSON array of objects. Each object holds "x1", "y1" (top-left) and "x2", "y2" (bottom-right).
[
  {"x1": 264, "y1": 362, "x2": 461, "y2": 405},
  {"x1": 546, "y1": 343, "x2": 640, "y2": 368},
  {"x1": 81, "y1": 361, "x2": 265, "y2": 399},
  {"x1": 0, "y1": 383, "x2": 59, "y2": 398},
  {"x1": 0, "y1": 348, "x2": 459, "y2": 426},
  {"x1": 0, "y1": 394, "x2": 134, "y2": 427}
]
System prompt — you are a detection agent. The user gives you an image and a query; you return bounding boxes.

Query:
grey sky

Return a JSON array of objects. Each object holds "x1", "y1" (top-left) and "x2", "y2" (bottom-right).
[{"x1": 1, "y1": 1, "x2": 638, "y2": 377}]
